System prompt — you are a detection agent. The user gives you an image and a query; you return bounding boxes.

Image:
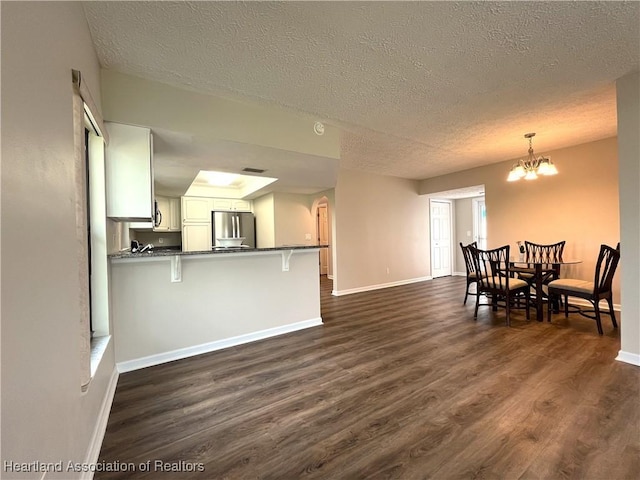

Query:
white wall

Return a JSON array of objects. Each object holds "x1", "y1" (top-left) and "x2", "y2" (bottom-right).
[
  {"x1": 1, "y1": 2, "x2": 116, "y2": 476},
  {"x1": 333, "y1": 168, "x2": 431, "y2": 294},
  {"x1": 616, "y1": 71, "x2": 640, "y2": 363}
]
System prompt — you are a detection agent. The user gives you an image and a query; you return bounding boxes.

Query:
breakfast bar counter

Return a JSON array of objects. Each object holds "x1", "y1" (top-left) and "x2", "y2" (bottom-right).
[
  {"x1": 109, "y1": 244, "x2": 328, "y2": 259},
  {"x1": 109, "y1": 245, "x2": 327, "y2": 372}
]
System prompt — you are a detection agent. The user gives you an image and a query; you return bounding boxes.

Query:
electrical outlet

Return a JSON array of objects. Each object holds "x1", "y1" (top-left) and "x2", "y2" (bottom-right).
[
  {"x1": 386, "y1": 267, "x2": 390, "y2": 274},
  {"x1": 305, "y1": 233, "x2": 312, "y2": 240},
  {"x1": 158, "y1": 237, "x2": 164, "y2": 244}
]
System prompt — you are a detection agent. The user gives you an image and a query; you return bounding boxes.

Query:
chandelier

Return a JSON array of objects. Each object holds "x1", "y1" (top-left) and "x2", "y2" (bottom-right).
[{"x1": 507, "y1": 133, "x2": 558, "y2": 181}]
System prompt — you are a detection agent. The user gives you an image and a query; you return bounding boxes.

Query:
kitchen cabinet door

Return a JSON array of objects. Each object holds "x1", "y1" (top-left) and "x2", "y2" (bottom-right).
[
  {"x1": 182, "y1": 223, "x2": 211, "y2": 252},
  {"x1": 105, "y1": 122, "x2": 154, "y2": 221},
  {"x1": 212, "y1": 198, "x2": 233, "y2": 211},
  {"x1": 182, "y1": 197, "x2": 213, "y2": 223},
  {"x1": 211, "y1": 198, "x2": 252, "y2": 212},
  {"x1": 152, "y1": 196, "x2": 181, "y2": 232},
  {"x1": 169, "y1": 198, "x2": 181, "y2": 231},
  {"x1": 232, "y1": 200, "x2": 252, "y2": 212},
  {"x1": 154, "y1": 196, "x2": 170, "y2": 231}
]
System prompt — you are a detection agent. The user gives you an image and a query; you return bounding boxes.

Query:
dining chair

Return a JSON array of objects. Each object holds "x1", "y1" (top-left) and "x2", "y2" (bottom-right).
[
  {"x1": 514, "y1": 240, "x2": 566, "y2": 311},
  {"x1": 471, "y1": 245, "x2": 530, "y2": 326},
  {"x1": 460, "y1": 241, "x2": 477, "y2": 305},
  {"x1": 517, "y1": 240, "x2": 566, "y2": 285},
  {"x1": 546, "y1": 243, "x2": 620, "y2": 335}
]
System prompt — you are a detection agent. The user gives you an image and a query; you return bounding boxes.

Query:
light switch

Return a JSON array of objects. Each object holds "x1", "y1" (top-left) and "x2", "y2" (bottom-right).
[
  {"x1": 305, "y1": 233, "x2": 312, "y2": 240},
  {"x1": 466, "y1": 230, "x2": 472, "y2": 237}
]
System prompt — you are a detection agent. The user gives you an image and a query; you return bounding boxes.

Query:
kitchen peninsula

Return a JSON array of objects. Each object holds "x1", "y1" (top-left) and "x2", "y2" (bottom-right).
[{"x1": 109, "y1": 245, "x2": 327, "y2": 372}]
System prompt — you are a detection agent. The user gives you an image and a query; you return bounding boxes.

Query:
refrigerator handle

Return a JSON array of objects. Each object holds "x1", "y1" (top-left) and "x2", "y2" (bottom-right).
[{"x1": 233, "y1": 214, "x2": 238, "y2": 238}]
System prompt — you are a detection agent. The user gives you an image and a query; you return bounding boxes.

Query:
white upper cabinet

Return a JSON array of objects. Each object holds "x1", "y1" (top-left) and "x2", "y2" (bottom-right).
[
  {"x1": 182, "y1": 196, "x2": 213, "y2": 223},
  {"x1": 212, "y1": 198, "x2": 233, "y2": 211},
  {"x1": 212, "y1": 198, "x2": 252, "y2": 212},
  {"x1": 169, "y1": 198, "x2": 181, "y2": 231},
  {"x1": 105, "y1": 123, "x2": 154, "y2": 221},
  {"x1": 230, "y1": 199, "x2": 252, "y2": 212},
  {"x1": 154, "y1": 196, "x2": 181, "y2": 232},
  {"x1": 154, "y1": 196, "x2": 170, "y2": 231}
]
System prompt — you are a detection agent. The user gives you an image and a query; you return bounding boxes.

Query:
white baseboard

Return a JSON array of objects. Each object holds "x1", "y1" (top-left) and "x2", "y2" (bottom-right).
[
  {"x1": 616, "y1": 350, "x2": 640, "y2": 367},
  {"x1": 82, "y1": 367, "x2": 119, "y2": 480},
  {"x1": 117, "y1": 318, "x2": 323, "y2": 373},
  {"x1": 452, "y1": 272, "x2": 466, "y2": 277},
  {"x1": 332, "y1": 276, "x2": 432, "y2": 296}
]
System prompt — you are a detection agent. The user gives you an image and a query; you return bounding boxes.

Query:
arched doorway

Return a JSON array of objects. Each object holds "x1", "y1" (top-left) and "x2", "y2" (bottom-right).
[{"x1": 311, "y1": 195, "x2": 332, "y2": 278}]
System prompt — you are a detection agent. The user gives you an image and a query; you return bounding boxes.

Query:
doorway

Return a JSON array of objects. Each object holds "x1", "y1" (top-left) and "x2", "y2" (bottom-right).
[
  {"x1": 430, "y1": 200, "x2": 452, "y2": 278},
  {"x1": 317, "y1": 203, "x2": 329, "y2": 275},
  {"x1": 473, "y1": 198, "x2": 487, "y2": 249}
]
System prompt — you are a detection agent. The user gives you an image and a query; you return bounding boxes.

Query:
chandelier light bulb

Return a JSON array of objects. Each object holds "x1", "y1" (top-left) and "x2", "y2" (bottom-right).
[{"x1": 506, "y1": 133, "x2": 558, "y2": 182}]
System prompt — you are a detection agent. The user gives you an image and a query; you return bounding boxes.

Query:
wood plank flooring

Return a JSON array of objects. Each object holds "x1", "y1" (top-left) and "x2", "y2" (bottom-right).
[{"x1": 97, "y1": 276, "x2": 640, "y2": 479}]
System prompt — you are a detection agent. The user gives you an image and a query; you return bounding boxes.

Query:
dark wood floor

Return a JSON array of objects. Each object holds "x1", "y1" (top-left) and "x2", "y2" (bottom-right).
[{"x1": 97, "y1": 276, "x2": 639, "y2": 479}]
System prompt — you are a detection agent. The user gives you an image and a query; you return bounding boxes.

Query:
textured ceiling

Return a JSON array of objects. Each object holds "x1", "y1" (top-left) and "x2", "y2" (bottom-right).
[{"x1": 83, "y1": 1, "x2": 640, "y2": 186}]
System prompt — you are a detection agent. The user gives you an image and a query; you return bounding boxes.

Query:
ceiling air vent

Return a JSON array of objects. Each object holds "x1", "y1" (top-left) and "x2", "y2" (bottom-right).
[{"x1": 242, "y1": 167, "x2": 266, "y2": 174}]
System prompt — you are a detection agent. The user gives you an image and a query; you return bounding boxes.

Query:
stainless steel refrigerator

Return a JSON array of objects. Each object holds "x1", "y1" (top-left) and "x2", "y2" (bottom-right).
[{"x1": 211, "y1": 211, "x2": 256, "y2": 248}]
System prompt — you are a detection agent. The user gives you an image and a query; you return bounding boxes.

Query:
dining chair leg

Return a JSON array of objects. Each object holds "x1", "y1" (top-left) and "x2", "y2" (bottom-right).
[
  {"x1": 564, "y1": 295, "x2": 569, "y2": 318},
  {"x1": 547, "y1": 292, "x2": 552, "y2": 322},
  {"x1": 525, "y1": 292, "x2": 530, "y2": 321},
  {"x1": 505, "y1": 295, "x2": 511, "y2": 327},
  {"x1": 594, "y1": 301, "x2": 604, "y2": 335},
  {"x1": 473, "y1": 294, "x2": 480, "y2": 320},
  {"x1": 607, "y1": 297, "x2": 618, "y2": 329},
  {"x1": 463, "y1": 286, "x2": 469, "y2": 305}
]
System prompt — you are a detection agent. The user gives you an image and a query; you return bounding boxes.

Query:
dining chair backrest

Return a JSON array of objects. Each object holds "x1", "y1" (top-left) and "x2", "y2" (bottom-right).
[
  {"x1": 460, "y1": 241, "x2": 477, "y2": 275},
  {"x1": 593, "y1": 244, "x2": 620, "y2": 295},
  {"x1": 472, "y1": 245, "x2": 511, "y2": 291},
  {"x1": 524, "y1": 240, "x2": 566, "y2": 263}
]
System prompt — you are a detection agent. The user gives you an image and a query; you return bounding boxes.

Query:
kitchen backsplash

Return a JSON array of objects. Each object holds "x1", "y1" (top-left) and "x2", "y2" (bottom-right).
[{"x1": 132, "y1": 230, "x2": 182, "y2": 247}]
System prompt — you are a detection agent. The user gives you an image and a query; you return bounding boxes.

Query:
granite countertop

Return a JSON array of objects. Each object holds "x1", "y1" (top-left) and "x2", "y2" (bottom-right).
[{"x1": 109, "y1": 244, "x2": 329, "y2": 260}]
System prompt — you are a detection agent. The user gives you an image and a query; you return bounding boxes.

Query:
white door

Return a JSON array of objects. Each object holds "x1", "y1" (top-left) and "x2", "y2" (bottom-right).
[
  {"x1": 430, "y1": 200, "x2": 452, "y2": 278},
  {"x1": 317, "y1": 204, "x2": 329, "y2": 275}
]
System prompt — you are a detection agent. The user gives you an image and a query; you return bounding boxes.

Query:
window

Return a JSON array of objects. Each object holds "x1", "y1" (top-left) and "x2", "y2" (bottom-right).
[{"x1": 73, "y1": 69, "x2": 110, "y2": 389}]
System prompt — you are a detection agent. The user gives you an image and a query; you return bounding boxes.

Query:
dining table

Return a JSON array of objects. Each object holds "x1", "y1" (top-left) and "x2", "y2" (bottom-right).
[{"x1": 510, "y1": 257, "x2": 582, "y2": 321}]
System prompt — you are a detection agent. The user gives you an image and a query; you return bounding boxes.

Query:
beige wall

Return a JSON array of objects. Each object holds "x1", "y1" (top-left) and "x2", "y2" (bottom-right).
[
  {"x1": 421, "y1": 137, "x2": 621, "y2": 304},
  {"x1": 254, "y1": 193, "x2": 276, "y2": 248},
  {"x1": 274, "y1": 193, "x2": 316, "y2": 246},
  {"x1": 101, "y1": 69, "x2": 340, "y2": 161},
  {"x1": 254, "y1": 190, "x2": 334, "y2": 275},
  {"x1": 616, "y1": 71, "x2": 640, "y2": 361},
  {"x1": 111, "y1": 251, "x2": 321, "y2": 365},
  {"x1": 334, "y1": 168, "x2": 431, "y2": 293},
  {"x1": 1, "y1": 1, "x2": 116, "y2": 474}
]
